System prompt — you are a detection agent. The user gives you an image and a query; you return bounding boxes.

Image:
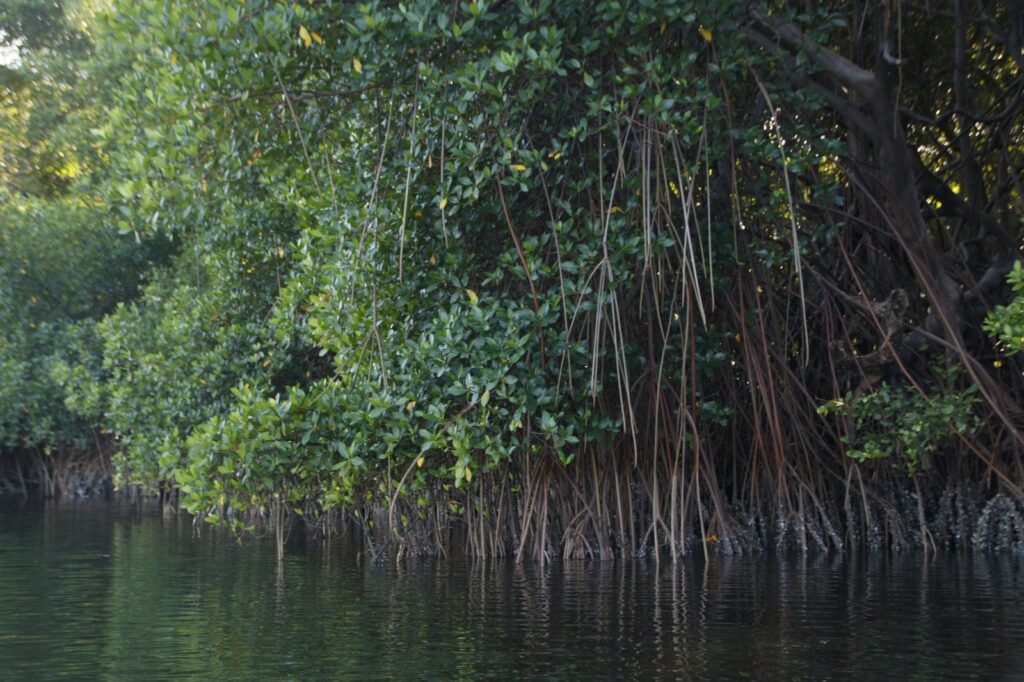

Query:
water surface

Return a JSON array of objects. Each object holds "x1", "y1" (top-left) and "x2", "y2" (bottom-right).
[{"x1": 1, "y1": 499, "x2": 1023, "y2": 680}]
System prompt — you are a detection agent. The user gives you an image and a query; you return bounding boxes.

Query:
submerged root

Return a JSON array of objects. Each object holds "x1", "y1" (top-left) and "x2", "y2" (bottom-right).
[
  {"x1": 302, "y1": 460, "x2": 1024, "y2": 560},
  {"x1": 6, "y1": 448, "x2": 1024, "y2": 560},
  {"x1": 972, "y1": 495, "x2": 1024, "y2": 552}
]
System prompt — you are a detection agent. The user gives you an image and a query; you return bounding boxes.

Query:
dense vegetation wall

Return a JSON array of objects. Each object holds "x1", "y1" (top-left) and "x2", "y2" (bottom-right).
[{"x1": 1, "y1": 0, "x2": 1023, "y2": 557}]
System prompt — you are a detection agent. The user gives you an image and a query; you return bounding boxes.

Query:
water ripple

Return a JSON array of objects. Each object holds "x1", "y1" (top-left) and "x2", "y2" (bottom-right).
[{"x1": 1, "y1": 500, "x2": 1023, "y2": 680}]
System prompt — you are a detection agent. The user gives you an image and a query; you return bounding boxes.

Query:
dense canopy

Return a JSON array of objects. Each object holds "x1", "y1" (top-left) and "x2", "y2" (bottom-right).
[{"x1": 1, "y1": 0, "x2": 1023, "y2": 558}]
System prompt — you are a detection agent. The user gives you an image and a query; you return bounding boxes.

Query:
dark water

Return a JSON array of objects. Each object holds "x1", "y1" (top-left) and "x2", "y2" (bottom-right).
[{"x1": 2, "y1": 500, "x2": 1024, "y2": 680}]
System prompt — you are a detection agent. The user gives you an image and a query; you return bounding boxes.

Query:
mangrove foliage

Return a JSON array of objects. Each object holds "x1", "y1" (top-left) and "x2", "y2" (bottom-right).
[{"x1": 2, "y1": 0, "x2": 1024, "y2": 558}]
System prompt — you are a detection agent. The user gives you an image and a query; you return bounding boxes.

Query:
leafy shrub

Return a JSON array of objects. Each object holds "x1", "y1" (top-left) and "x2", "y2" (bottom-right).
[{"x1": 819, "y1": 367, "x2": 980, "y2": 471}]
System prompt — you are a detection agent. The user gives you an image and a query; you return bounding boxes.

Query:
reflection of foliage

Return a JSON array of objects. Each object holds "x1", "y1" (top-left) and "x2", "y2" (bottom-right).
[{"x1": 819, "y1": 368, "x2": 980, "y2": 472}]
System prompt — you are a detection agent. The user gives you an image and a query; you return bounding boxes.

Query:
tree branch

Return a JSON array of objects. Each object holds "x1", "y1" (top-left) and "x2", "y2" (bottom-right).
[
  {"x1": 742, "y1": 27, "x2": 877, "y2": 136},
  {"x1": 746, "y1": 6, "x2": 880, "y2": 99}
]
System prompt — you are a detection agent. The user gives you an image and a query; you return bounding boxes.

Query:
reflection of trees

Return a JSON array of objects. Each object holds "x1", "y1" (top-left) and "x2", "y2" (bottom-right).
[{"x1": 5, "y1": 509, "x2": 1023, "y2": 679}]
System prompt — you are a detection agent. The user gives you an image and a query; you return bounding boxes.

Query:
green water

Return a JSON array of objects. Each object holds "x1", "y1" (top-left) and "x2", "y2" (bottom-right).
[{"x1": 1, "y1": 499, "x2": 1023, "y2": 680}]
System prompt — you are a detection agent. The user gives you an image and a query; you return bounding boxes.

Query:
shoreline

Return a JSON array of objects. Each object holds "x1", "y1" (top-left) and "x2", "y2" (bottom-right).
[{"x1": 3, "y1": 453, "x2": 1022, "y2": 559}]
